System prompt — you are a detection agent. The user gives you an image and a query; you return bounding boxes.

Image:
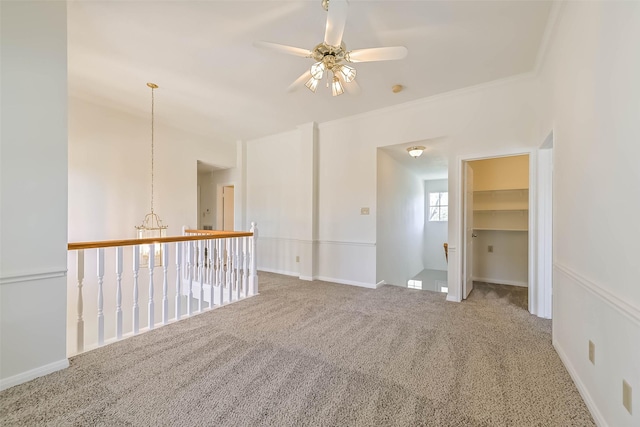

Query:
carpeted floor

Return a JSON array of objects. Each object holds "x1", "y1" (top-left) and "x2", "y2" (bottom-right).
[{"x1": 0, "y1": 272, "x2": 594, "y2": 426}]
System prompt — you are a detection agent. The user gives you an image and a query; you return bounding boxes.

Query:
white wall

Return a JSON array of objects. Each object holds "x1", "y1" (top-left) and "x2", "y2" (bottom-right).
[
  {"x1": 245, "y1": 77, "x2": 541, "y2": 289},
  {"x1": 538, "y1": 2, "x2": 640, "y2": 426},
  {"x1": 473, "y1": 230, "x2": 528, "y2": 286},
  {"x1": 0, "y1": 1, "x2": 69, "y2": 389},
  {"x1": 423, "y1": 179, "x2": 449, "y2": 271},
  {"x1": 376, "y1": 150, "x2": 425, "y2": 286},
  {"x1": 246, "y1": 129, "x2": 304, "y2": 276},
  {"x1": 68, "y1": 97, "x2": 236, "y2": 242}
]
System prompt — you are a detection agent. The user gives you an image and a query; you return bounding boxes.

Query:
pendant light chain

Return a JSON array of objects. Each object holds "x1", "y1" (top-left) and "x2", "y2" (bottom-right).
[{"x1": 150, "y1": 84, "x2": 155, "y2": 215}]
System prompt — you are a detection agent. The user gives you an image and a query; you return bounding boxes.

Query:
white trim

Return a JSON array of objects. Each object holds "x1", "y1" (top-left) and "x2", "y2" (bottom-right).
[
  {"x1": 317, "y1": 240, "x2": 375, "y2": 247},
  {"x1": 0, "y1": 359, "x2": 69, "y2": 391},
  {"x1": 533, "y1": 1, "x2": 567, "y2": 76},
  {"x1": 375, "y1": 280, "x2": 386, "y2": 289},
  {"x1": 259, "y1": 236, "x2": 299, "y2": 242},
  {"x1": 446, "y1": 293, "x2": 461, "y2": 303},
  {"x1": 553, "y1": 340, "x2": 607, "y2": 427},
  {"x1": 299, "y1": 275, "x2": 313, "y2": 281},
  {"x1": 472, "y1": 277, "x2": 528, "y2": 288},
  {"x1": 313, "y1": 276, "x2": 377, "y2": 289},
  {"x1": 555, "y1": 263, "x2": 640, "y2": 326},
  {"x1": 0, "y1": 268, "x2": 67, "y2": 286},
  {"x1": 532, "y1": 1, "x2": 567, "y2": 75},
  {"x1": 257, "y1": 267, "x2": 299, "y2": 277}
]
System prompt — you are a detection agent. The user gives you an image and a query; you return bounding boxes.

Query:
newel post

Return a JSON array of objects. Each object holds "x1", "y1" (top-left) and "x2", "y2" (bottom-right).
[{"x1": 249, "y1": 222, "x2": 259, "y2": 295}]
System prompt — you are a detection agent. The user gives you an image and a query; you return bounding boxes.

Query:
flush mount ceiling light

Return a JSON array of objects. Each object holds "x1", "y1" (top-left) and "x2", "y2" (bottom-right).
[
  {"x1": 254, "y1": 0, "x2": 408, "y2": 96},
  {"x1": 407, "y1": 146, "x2": 426, "y2": 158}
]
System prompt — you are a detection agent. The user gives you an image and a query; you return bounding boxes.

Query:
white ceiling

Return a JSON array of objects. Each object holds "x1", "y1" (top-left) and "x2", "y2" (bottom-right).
[{"x1": 68, "y1": 0, "x2": 553, "y2": 144}]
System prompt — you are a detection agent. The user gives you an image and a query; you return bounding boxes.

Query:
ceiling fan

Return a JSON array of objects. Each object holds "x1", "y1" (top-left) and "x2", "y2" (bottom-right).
[{"x1": 255, "y1": 0, "x2": 408, "y2": 96}]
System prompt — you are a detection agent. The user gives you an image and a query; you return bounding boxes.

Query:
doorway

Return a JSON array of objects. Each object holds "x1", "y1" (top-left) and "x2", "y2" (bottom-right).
[
  {"x1": 460, "y1": 153, "x2": 534, "y2": 312},
  {"x1": 375, "y1": 139, "x2": 449, "y2": 291},
  {"x1": 220, "y1": 185, "x2": 234, "y2": 231}
]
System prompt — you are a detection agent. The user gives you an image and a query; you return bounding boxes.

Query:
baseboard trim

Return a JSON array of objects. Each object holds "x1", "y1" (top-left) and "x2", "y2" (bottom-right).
[
  {"x1": 472, "y1": 276, "x2": 528, "y2": 287},
  {"x1": 553, "y1": 340, "x2": 607, "y2": 427},
  {"x1": 0, "y1": 358, "x2": 69, "y2": 391},
  {"x1": 375, "y1": 280, "x2": 386, "y2": 289},
  {"x1": 0, "y1": 268, "x2": 67, "y2": 286},
  {"x1": 555, "y1": 263, "x2": 640, "y2": 326},
  {"x1": 299, "y1": 275, "x2": 313, "y2": 281},
  {"x1": 313, "y1": 276, "x2": 377, "y2": 289},
  {"x1": 257, "y1": 267, "x2": 299, "y2": 277},
  {"x1": 446, "y1": 293, "x2": 461, "y2": 302}
]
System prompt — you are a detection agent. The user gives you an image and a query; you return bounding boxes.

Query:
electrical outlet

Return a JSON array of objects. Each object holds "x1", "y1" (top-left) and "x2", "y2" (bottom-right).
[
  {"x1": 295, "y1": 256, "x2": 300, "y2": 263},
  {"x1": 588, "y1": 341, "x2": 595, "y2": 365},
  {"x1": 623, "y1": 380, "x2": 632, "y2": 414},
  {"x1": 361, "y1": 207, "x2": 370, "y2": 215},
  {"x1": 488, "y1": 245, "x2": 493, "y2": 253}
]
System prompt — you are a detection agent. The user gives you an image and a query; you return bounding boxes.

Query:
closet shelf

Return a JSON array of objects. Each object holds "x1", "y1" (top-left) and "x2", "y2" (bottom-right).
[
  {"x1": 474, "y1": 227, "x2": 528, "y2": 232},
  {"x1": 473, "y1": 188, "x2": 528, "y2": 194},
  {"x1": 473, "y1": 209, "x2": 528, "y2": 213}
]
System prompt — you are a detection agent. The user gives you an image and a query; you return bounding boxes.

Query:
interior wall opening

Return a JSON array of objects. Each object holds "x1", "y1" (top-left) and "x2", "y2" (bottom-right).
[{"x1": 376, "y1": 139, "x2": 449, "y2": 293}]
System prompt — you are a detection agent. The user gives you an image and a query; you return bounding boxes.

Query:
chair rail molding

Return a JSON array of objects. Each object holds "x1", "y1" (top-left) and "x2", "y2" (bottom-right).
[
  {"x1": 555, "y1": 262, "x2": 640, "y2": 325},
  {"x1": 0, "y1": 268, "x2": 67, "y2": 286}
]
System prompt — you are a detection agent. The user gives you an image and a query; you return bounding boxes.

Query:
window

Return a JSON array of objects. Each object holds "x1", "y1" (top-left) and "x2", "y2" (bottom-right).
[{"x1": 429, "y1": 192, "x2": 448, "y2": 221}]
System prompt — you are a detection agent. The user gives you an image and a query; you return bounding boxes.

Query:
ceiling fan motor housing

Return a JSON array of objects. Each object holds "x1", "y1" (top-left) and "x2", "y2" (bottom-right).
[{"x1": 312, "y1": 42, "x2": 347, "y2": 64}]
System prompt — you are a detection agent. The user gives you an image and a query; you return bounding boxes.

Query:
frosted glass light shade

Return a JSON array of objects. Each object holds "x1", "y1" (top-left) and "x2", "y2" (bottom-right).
[{"x1": 331, "y1": 77, "x2": 344, "y2": 96}]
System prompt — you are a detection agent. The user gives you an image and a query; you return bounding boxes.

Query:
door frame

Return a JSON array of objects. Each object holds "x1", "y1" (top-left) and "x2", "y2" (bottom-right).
[{"x1": 453, "y1": 147, "x2": 547, "y2": 316}]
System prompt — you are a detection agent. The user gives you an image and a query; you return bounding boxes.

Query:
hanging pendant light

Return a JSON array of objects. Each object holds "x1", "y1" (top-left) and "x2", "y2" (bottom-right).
[{"x1": 135, "y1": 82, "x2": 167, "y2": 267}]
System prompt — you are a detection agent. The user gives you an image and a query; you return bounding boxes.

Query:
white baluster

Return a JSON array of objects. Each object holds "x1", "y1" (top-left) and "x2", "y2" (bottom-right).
[
  {"x1": 187, "y1": 241, "x2": 193, "y2": 316},
  {"x1": 148, "y1": 243, "x2": 155, "y2": 329},
  {"x1": 162, "y1": 243, "x2": 169, "y2": 325},
  {"x1": 76, "y1": 250, "x2": 85, "y2": 353},
  {"x1": 207, "y1": 239, "x2": 213, "y2": 285},
  {"x1": 217, "y1": 239, "x2": 224, "y2": 305},
  {"x1": 133, "y1": 247, "x2": 140, "y2": 334},
  {"x1": 242, "y1": 237, "x2": 248, "y2": 298},
  {"x1": 175, "y1": 241, "x2": 182, "y2": 320},
  {"x1": 226, "y1": 238, "x2": 232, "y2": 303},
  {"x1": 97, "y1": 248, "x2": 105, "y2": 346},
  {"x1": 250, "y1": 222, "x2": 259, "y2": 295},
  {"x1": 115, "y1": 246, "x2": 123, "y2": 340},
  {"x1": 208, "y1": 239, "x2": 214, "y2": 309},
  {"x1": 198, "y1": 239, "x2": 204, "y2": 312},
  {"x1": 234, "y1": 238, "x2": 241, "y2": 301}
]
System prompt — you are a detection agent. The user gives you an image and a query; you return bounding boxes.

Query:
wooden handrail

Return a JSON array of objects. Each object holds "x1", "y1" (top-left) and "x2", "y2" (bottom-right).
[
  {"x1": 184, "y1": 229, "x2": 228, "y2": 234},
  {"x1": 68, "y1": 231, "x2": 253, "y2": 251}
]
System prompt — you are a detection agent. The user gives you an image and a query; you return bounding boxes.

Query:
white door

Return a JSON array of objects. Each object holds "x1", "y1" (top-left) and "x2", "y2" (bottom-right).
[
  {"x1": 463, "y1": 163, "x2": 475, "y2": 299},
  {"x1": 222, "y1": 185, "x2": 234, "y2": 231}
]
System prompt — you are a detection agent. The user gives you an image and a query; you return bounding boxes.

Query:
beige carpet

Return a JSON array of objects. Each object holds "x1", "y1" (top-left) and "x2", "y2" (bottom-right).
[{"x1": 0, "y1": 272, "x2": 594, "y2": 426}]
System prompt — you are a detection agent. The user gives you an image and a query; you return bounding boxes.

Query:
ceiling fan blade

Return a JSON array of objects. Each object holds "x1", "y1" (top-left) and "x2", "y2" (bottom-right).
[
  {"x1": 287, "y1": 69, "x2": 312, "y2": 93},
  {"x1": 253, "y1": 41, "x2": 312, "y2": 58},
  {"x1": 346, "y1": 46, "x2": 408, "y2": 63},
  {"x1": 324, "y1": 0, "x2": 349, "y2": 47}
]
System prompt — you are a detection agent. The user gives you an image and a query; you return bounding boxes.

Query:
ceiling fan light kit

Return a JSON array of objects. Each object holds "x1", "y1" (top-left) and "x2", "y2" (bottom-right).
[{"x1": 255, "y1": 0, "x2": 408, "y2": 96}]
